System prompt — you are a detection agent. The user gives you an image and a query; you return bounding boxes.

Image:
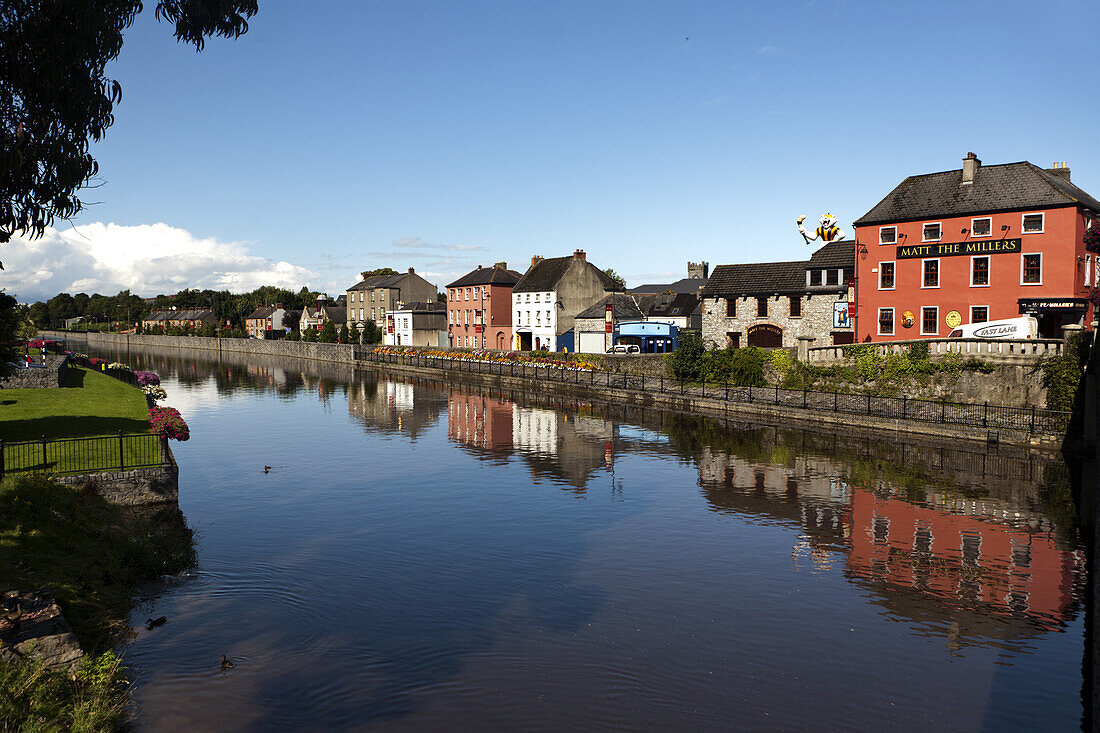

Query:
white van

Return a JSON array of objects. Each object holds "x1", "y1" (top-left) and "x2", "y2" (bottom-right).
[{"x1": 948, "y1": 316, "x2": 1038, "y2": 340}]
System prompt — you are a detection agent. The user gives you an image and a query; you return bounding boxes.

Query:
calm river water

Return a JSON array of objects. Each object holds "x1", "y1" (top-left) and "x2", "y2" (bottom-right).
[{"x1": 87, "y1": 345, "x2": 1088, "y2": 731}]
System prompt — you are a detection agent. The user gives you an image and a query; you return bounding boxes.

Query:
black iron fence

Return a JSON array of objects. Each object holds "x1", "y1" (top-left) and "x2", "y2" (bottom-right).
[
  {"x1": 0, "y1": 432, "x2": 170, "y2": 477},
  {"x1": 356, "y1": 348, "x2": 1071, "y2": 435}
]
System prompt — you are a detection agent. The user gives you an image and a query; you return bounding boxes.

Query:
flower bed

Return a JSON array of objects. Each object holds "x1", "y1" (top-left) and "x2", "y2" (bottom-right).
[
  {"x1": 148, "y1": 406, "x2": 190, "y2": 441},
  {"x1": 135, "y1": 371, "x2": 160, "y2": 387},
  {"x1": 372, "y1": 346, "x2": 597, "y2": 371},
  {"x1": 142, "y1": 385, "x2": 168, "y2": 402}
]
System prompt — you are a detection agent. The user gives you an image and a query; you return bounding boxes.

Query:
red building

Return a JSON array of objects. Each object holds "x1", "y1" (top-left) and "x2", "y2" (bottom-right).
[
  {"x1": 446, "y1": 262, "x2": 522, "y2": 350},
  {"x1": 853, "y1": 154, "x2": 1099, "y2": 341}
]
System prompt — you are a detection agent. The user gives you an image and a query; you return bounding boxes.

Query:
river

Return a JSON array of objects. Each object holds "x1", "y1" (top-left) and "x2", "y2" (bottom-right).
[{"x1": 84, "y1": 344, "x2": 1088, "y2": 731}]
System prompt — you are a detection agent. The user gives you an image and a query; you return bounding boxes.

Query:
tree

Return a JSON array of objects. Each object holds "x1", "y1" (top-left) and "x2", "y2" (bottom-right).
[
  {"x1": 603, "y1": 268, "x2": 626, "y2": 289},
  {"x1": 362, "y1": 319, "x2": 382, "y2": 344},
  {"x1": 302, "y1": 325, "x2": 318, "y2": 342},
  {"x1": 347, "y1": 321, "x2": 360, "y2": 344},
  {"x1": 437, "y1": 290, "x2": 447, "y2": 303},
  {"x1": 338, "y1": 324, "x2": 350, "y2": 343},
  {"x1": 319, "y1": 321, "x2": 338, "y2": 343},
  {"x1": 362, "y1": 268, "x2": 398, "y2": 277},
  {"x1": 1, "y1": 0, "x2": 258, "y2": 245},
  {"x1": 664, "y1": 330, "x2": 704, "y2": 380},
  {"x1": 0, "y1": 293, "x2": 22, "y2": 376}
]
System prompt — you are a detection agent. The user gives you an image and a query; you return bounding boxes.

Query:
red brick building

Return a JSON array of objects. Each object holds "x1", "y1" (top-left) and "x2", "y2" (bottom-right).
[
  {"x1": 446, "y1": 262, "x2": 522, "y2": 350},
  {"x1": 853, "y1": 154, "x2": 1099, "y2": 341}
]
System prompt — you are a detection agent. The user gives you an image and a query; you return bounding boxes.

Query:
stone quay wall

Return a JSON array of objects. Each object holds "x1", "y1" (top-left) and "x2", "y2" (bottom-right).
[
  {"x1": 54, "y1": 463, "x2": 180, "y2": 506},
  {"x1": 0, "y1": 355, "x2": 68, "y2": 389},
  {"x1": 43, "y1": 331, "x2": 355, "y2": 364}
]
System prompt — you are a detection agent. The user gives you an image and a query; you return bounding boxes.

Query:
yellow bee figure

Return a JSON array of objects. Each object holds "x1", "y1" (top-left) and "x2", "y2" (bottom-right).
[{"x1": 797, "y1": 213, "x2": 846, "y2": 245}]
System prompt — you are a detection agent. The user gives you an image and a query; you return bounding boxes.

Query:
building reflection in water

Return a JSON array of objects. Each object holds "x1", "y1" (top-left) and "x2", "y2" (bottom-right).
[{"x1": 76, "y1": 343, "x2": 1086, "y2": 652}]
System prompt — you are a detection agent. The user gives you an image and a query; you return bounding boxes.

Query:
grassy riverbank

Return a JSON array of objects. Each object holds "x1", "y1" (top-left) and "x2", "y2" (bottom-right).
[
  {"x1": 0, "y1": 366, "x2": 149, "y2": 442},
  {"x1": 0, "y1": 475, "x2": 196, "y2": 730}
]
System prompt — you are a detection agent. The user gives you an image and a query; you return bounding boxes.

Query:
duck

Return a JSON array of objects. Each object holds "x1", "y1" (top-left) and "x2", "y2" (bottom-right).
[
  {"x1": 263, "y1": 466, "x2": 271, "y2": 474},
  {"x1": 145, "y1": 616, "x2": 167, "y2": 629},
  {"x1": 219, "y1": 654, "x2": 235, "y2": 671},
  {"x1": 2, "y1": 604, "x2": 21, "y2": 626}
]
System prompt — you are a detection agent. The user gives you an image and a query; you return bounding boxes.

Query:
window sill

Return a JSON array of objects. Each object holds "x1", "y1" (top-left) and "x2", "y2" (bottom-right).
[
  {"x1": 969, "y1": 284, "x2": 991, "y2": 288},
  {"x1": 919, "y1": 285, "x2": 941, "y2": 289}
]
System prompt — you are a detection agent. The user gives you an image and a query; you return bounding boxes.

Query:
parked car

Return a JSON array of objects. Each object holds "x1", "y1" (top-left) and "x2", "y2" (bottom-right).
[
  {"x1": 948, "y1": 316, "x2": 1038, "y2": 339},
  {"x1": 607, "y1": 344, "x2": 640, "y2": 354}
]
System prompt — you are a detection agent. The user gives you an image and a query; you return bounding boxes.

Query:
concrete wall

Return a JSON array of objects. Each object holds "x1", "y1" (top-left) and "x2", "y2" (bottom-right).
[
  {"x1": 556, "y1": 258, "x2": 618, "y2": 341},
  {"x1": 0, "y1": 355, "x2": 68, "y2": 389}
]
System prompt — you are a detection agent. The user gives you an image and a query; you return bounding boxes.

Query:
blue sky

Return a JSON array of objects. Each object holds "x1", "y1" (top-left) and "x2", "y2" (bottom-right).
[{"x1": 9, "y1": 0, "x2": 1100, "y2": 301}]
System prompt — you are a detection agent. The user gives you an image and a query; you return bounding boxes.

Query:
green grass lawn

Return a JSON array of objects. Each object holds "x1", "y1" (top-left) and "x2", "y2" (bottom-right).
[{"x1": 0, "y1": 367, "x2": 158, "y2": 474}]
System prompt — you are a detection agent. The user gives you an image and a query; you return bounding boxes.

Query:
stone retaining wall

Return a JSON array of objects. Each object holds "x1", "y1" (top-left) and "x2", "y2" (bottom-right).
[
  {"x1": 43, "y1": 331, "x2": 355, "y2": 364},
  {"x1": 0, "y1": 355, "x2": 68, "y2": 389},
  {"x1": 54, "y1": 462, "x2": 179, "y2": 506}
]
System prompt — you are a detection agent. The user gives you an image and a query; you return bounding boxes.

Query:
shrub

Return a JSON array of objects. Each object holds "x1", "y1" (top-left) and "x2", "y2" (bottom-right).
[
  {"x1": 1039, "y1": 333, "x2": 1092, "y2": 412},
  {"x1": 769, "y1": 348, "x2": 793, "y2": 376},
  {"x1": 908, "y1": 341, "x2": 929, "y2": 362},
  {"x1": 699, "y1": 347, "x2": 768, "y2": 386},
  {"x1": 142, "y1": 384, "x2": 168, "y2": 402},
  {"x1": 149, "y1": 406, "x2": 190, "y2": 441},
  {"x1": 665, "y1": 330, "x2": 704, "y2": 380},
  {"x1": 135, "y1": 370, "x2": 160, "y2": 386}
]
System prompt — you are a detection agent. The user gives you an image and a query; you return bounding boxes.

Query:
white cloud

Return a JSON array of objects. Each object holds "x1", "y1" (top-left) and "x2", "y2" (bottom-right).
[{"x1": 2, "y1": 222, "x2": 321, "y2": 302}]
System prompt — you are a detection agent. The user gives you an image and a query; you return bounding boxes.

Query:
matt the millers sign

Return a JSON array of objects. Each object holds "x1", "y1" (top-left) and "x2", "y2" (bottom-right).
[{"x1": 896, "y1": 238, "x2": 1021, "y2": 259}]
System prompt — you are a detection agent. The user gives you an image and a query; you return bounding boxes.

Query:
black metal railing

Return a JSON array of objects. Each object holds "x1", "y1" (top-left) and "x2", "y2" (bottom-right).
[
  {"x1": 354, "y1": 347, "x2": 1071, "y2": 435},
  {"x1": 0, "y1": 432, "x2": 170, "y2": 477}
]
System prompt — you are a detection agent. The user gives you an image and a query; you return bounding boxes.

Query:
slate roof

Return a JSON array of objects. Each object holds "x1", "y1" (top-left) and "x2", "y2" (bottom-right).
[
  {"x1": 807, "y1": 240, "x2": 855, "y2": 269},
  {"x1": 347, "y1": 273, "x2": 404, "y2": 291},
  {"x1": 630, "y1": 277, "x2": 707, "y2": 295},
  {"x1": 637, "y1": 292, "x2": 701, "y2": 318},
  {"x1": 576, "y1": 293, "x2": 644, "y2": 320},
  {"x1": 447, "y1": 265, "x2": 523, "y2": 288},
  {"x1": 394, "y1": 301, "x2": 445, "y2": 313},
  {"x1": 246, "y1": 306, "x2": 275, "y2": 320},
  {"x1": 700, "y1": 261, "x2": 808, "y2": 297},
  {"x1": 144, "y1": 309, "x2": 215, "y2": 321},
  {"x1": 322, "y1": 306, "x2": 347, "y2": 323},
  {"x1": 513, "y1": 256, "x2": 624, "y2": 293},
  {"x1": 854, "y1": 161, "x2": 1100, "y2": 226}
]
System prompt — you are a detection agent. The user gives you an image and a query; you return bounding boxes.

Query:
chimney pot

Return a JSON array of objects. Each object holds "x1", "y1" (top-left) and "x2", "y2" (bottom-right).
[
  {"x1": 531, "y1": 255, "x2": 543, "y2": 267},
  {"x1": 494, "y1": 261, "x2": 507, "y2": 269},
  {"x1": 408, "y1": 267, "x2": 414, "y2": 274},
  {"x1": 961, "y1": 152, "x2": 981, "y2": 185},
  {"x1": 573, "y1": 249, "x2": 586, "y2": 261}
]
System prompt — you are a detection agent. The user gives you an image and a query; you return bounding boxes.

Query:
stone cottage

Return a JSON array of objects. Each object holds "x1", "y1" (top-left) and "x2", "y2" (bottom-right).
[{"x1": 701, "y1": 241, "x2": 854, "y2": 349}]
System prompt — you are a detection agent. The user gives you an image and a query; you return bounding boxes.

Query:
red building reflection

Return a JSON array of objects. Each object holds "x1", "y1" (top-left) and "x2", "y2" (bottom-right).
[{"x1": 845, "y1": 488, "x2": 1081, "y2": 630}]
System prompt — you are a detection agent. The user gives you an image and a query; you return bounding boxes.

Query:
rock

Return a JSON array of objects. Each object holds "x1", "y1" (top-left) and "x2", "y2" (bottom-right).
[{"x1": 0, "y1": 590, "x2": 84, "y2": 673}]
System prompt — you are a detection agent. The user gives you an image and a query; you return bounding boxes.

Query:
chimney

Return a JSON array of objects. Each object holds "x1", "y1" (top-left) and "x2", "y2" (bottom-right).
[
  {"x1": 476, "y1": 264, "x2": 483, "y2": 270},
  {"x1": 408, "y1": 267, "x2": 415, "y2": 274},
  {"x1": 573, "y1": 249, "x2": 586, "y2": 261},
  {"x1": 1046, "y1": 161, "x2": 1071, "y2": 182},
  {"x1": 494, "y1": 261, "x2": 507, "y2": 269},
  {"x1": 274, "y1": 302, "x2": 282, "y2": 310},
  {"x1": 961, "y1": 152, "x2": 980, "y2": 185},
  {"x1": 531, "y1": 255, "x2": 544, "y2": 267}
]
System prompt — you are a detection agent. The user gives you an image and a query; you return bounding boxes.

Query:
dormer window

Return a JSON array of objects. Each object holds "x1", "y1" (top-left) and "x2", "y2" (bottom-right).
[
  {"x1": 879, "y1": 226, "x2": 896, "y2": 245},
  {"x1": 826, "y1": 269, "x2": 839, "y2": 286},
  {"x1": 922, "y1": 223, "x2": 942, "y2": 242},
  {"x1": 809, "y1": 270, "x2": 823, "y2": 286}
]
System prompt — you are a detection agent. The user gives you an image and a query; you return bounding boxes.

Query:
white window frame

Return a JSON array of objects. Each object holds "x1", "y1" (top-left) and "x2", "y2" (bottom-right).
[
  {"x1": 1020, "y1": 252, "x2": 1043, "y2": 286},
  {"x1": 970, "y1": 305, "x2": 989, "y2": 324},
  {"x1": 969, "y1": 255, "x2": 991, "y2": 287},
  {"x1": 878, "y1": 307, "x2": 895, "y2": 336},
  {"x1": 921, "y1": 258, "x2": 941, "y2": 289},
  {"x1": 920, "y1": 306, "x2": 939, "y2": 336},
  {"x1": 878, "y1": 261, "x2": 895, "y2": 290},
  {"x1": 879, "y1": 226, "x2": 897, "y2": 245},
  {"x1": 1021, "y1": 212, "x2": 1045, "y2": 234},
  {"x1": 922, "y1": 222, "x2": 942, "y2": 242},
  {"x1": 970, "y1": 217, "x2": 992, "y2": 238}
]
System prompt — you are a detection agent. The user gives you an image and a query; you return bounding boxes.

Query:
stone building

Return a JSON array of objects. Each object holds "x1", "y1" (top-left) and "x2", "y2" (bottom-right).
[
  {"x1": 345, "y1": 268, "x2": 437, "y2": 331},
  {"x1": 701, "y1": 241, "x2": 854, "y2": 349}
]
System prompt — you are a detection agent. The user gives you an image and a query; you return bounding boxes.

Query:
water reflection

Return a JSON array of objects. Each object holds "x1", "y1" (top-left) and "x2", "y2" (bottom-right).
[{"x1": 71, "y1": 339, "x2": 1086, "y2": 730}]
